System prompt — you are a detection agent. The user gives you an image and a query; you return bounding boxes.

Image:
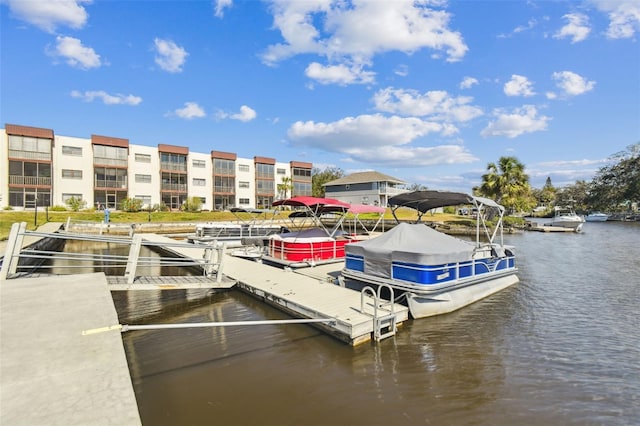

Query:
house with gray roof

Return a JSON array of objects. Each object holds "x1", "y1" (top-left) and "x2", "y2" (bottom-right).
[{"x1": 323, "y1": 171, "x2": 408, "y2": 207}]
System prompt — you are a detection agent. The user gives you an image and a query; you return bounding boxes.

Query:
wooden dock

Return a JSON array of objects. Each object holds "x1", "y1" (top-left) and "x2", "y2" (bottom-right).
[
  {"x1": 141, "y1": 234, "x2": 409, "y2": 345},
  {"x1": 526, "y1": 222, "x2": 580, "y2": 232}
]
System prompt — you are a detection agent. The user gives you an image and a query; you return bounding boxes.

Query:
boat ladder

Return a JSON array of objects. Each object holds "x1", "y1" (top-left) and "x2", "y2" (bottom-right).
[{"x1": 360, "y1": 285, "x2": 397, "y2": 341}]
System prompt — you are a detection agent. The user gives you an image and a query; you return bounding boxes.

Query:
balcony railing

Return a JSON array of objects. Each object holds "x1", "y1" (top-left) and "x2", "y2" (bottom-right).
[
  {"x1": 213, "y1": 186, "x2": 235, "y2": 193},
  {"x1": 93, "y1": 157, "x2": 128, "y2": 167},
  {"x1": 8, "y1": 150, "x2": 51, "y2": 161},
  {"x1": 160, "y1": 162, "x2": 187, "y2": 172},
  {"x1": 95, "y1": 179, "x2": 128, "y2": 189},
  {"x1": 161, "y1": 183, "x2": 188, "y2": 192},
  {"x1": 8, "y1": 175, "x2": 52, "y2": 186}
]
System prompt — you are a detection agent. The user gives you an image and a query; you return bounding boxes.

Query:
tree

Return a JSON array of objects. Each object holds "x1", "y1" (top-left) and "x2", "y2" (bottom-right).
[
  {"x1": 540, "y1": 176, "x2": 556, "y2": 206},
  {"x1": 277, "y1": 176, "x2": 293, "y2": 199},
  {"x1": 407, "y1": 183, "x2": 428, "y2": 191},
  {"x1": 556, "y1": 181, "x2": 589, "y2": 212},
  {"x1": 475, "y1": 156, "x2": 535, "y2": 213},
  {"x1": 312, "y1": 167, "x2": 345, "y2": 197},
  {"x1": 588, "y1": 143, "x2": 640, "y2": 211}
]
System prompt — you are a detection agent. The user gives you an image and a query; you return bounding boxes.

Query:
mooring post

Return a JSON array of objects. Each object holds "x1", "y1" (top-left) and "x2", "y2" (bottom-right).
[
  {"x1": 203, "y1": 246, "x2": 214, "y2": 277},
  {"x1": 123, "y1": 234, "x2": 143, "y2": 284},
  {"x1": 0, "y1": 222, "x2": 27, "y2": 280},
  {"x1": 216, "y1": 242, "x2": 227, "y2": 283}
]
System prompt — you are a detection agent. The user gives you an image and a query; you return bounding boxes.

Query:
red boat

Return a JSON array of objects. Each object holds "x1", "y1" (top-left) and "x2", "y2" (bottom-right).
[{"x1": 263, "y1": 197, "x2": 386, "y2": 268}]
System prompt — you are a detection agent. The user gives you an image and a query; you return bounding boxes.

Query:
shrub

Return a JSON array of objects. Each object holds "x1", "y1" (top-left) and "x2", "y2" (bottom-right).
[
  {"x1": 182, "y1": 197, "x2": 202, "y2": 212},
  {"x1": 65, "y1": 197, "x2": 87, "y2": 212},
  {"x1": 121, "y1": 197, "x2": 143, "y2": 212},
  {"x1": 50, "y1": 205, "x2": 68, "y2": 212}
]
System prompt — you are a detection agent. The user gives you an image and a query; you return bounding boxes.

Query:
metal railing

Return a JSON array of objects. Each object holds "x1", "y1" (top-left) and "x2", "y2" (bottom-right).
[{"x1": 0, "y1": 222, "x2": 226, "y2": 284}]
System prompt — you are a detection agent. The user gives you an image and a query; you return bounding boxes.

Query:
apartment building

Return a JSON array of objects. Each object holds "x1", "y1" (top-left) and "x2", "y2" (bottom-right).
[{"x1": 1, "y1": 123, "x2": 313, "y2": 211}]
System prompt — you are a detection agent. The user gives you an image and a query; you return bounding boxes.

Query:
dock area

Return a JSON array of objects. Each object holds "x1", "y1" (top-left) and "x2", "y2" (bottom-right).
[
  {"x1": 0, "y1": 272, "x2": 141, "y2": 425},
  {"x1": 526, "y1": 222, "x2": 580, "y2": 232},
  {"x1": 140, "y1": 233, "x2": 409, "y2": 345}
]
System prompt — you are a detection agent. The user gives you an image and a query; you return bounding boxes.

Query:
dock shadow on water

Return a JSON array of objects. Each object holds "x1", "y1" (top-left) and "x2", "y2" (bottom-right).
[{"x1": 48, "y1": 224, "x2": 640, "y2": 425}]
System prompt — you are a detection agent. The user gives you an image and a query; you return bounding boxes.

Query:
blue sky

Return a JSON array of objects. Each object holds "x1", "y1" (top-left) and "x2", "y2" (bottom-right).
[{"x1": 1, "y1": 0, "x2": 639, "y2": 192}]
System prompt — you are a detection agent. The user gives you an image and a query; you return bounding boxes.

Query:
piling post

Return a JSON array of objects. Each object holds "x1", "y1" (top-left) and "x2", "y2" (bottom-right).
[
  {"x1": 123, "y1": 234, "x2": 142, "y2": 284},
  {"x1": 216, "y1": 242, "x2": 226, "y2": 283}
]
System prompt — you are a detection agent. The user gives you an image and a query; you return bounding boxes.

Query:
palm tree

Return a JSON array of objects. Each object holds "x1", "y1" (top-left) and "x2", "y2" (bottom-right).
[
  {"x1": 476, "y1": 156, "x2": 534, "y2": 213},
  {"x1": 277, "y1": 176, "x2": 293, "y2": 199}
]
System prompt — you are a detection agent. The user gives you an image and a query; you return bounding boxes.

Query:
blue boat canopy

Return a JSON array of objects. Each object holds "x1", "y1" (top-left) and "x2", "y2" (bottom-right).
[{"x1": 345, "y1": 223, "x2": 475, "y2": 280}]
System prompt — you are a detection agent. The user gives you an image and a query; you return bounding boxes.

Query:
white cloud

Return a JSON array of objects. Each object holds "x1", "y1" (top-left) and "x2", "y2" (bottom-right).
[
  {"x1": 4, "y1": 0, "x2": 90, "y2": 33},
  {"x1": 592, "y1": 0, "x2": 640, "y2": 39},
  {"x1": 48, "y1": 36, "x2": 101, "y2": 69},
  {"x1": 231, "y1": 105, "x2": 257, "y2": 122},
  {"x1": 481, "y1": 105, "x2": 550, "y2": 138},
  {"x1": 554, "y1": 13, "x2": 591, "y2": 43},
  {"x1": 504, "y1": 75, "x2": 535, "y2": 97},
  {"x1": 169, "y1": 102, "x2": 206, "y2": 119},
  {"x1": 372, "y1": 88, "x2": 483, "y2": 123},
  {"x1": 287, "y1": 114, "x2": 477, "y2": 167},
  {"x1": 71, "y1": 90, "x2": 142, "y2": 105},
  {"x1": 305, "y1": 62, "x2": 375, "y2": 85},
  {"x1": 214, "y1": 0, "x2": 233, "y2": 18},
  {"x1": 154, "y1": 38, "x2": 188, "y2": 73},
  {"x1": 394, "y1": 64, "x2": 409, "y2": 77},
  {"x1": 551, "y1": 71, "x2": 595, "y2": 96},
  {"x1": 261, "y1": 0, "x2": 467, "y2": 85},
  {"x1": 459, "y1": 76, "x2": 478, "y2": 90},
  {"x1": 216, "y1": 105, "x2": 257, "y2": 122}
]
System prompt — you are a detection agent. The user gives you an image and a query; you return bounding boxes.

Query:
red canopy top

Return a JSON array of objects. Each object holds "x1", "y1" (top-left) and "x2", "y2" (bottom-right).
[
  {"x1": 272, "y1": 196, "x2": 350, "y2": 208},
  {"x1": 347, "y1": 204, "x2": 386, "y2": 214}
]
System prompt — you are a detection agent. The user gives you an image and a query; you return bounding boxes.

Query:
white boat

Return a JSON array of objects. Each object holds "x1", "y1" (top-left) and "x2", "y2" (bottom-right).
[
  {"x1": 585, "y1": 212, "x2": 609, "y2": 222},
  {"x1": 188, "y1": 208, "x2": 285, "y2": 246},
  {"x1": 341, "y1": 190, "x2": 519, "y2": 319},
  {"x1": 551, "y1": 207, "x2": 585, "y2": 231}
]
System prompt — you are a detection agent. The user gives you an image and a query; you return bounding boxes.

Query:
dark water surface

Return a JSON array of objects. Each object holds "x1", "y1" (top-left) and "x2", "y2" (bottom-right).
[{"x1": 110, "y1": 222, "x2": 639, "y2": 425}]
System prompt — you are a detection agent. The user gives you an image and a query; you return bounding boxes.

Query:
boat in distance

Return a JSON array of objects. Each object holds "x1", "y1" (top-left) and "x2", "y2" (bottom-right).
[
  {"x1": 341, "y1": 190, "x2": 519, "y2": 319},
  {"x1": 585, "y1": 212, "x2": 609, "y2": 222},
  {"x1": 550, "y1": 206, "x2": 585, "y2": 231}
]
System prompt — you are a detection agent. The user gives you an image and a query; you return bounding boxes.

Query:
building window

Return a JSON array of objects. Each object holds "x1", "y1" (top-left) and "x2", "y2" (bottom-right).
[
  {"x1": 94, "y1": 144, "x2": 128, "y2": 167},
  {"x1": 135, "y1": 174, "x2": 152, "y2": 183},
  {"x1": 193, "y1": 178, "x2": 206, "y2": 186},
  {"x1": 62, "y1": 193, "x2": 83, "y2": 201},
  {"x1": 62, "y1": 169, "x2": 83, "y2": 179},
  {"x1": 135, "y1": 153, "x2": 151, "y2": 163},
  {"x1": 239, "y1": 181, "x2": 250, "y2": 188},
  {"x1": 8, "y1": 135, "x2": 52, "y2": 161},
  {"x1": 239, "y1": 198, "x2": 250, "y2": 205},
  {"x1": 62, "y1": 146, "x2": 82, "y2": 156},
  {"x1": 213, "y1": 158, "x2": 235, "y2": 176},
  {"x1": 277, "y1": 168, "x2": 286, "y2": 175},
  {"x1": 135, "y1": 195, "x2": 152, "y2": 207},
  {"x1": 255, "y1": 163, "x2": 274, "y2": 179},
  {"x1": 192, "y1": 159, "x2": 206, "y2": 168},
  {"x1": 238, "y1": 164, "x2": 250, "y2": 172}
]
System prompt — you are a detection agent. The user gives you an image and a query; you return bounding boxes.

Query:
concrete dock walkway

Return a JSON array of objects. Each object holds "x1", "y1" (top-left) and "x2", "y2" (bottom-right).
[{"x1": 1, "y1": 272, "x2": 141, "y2": 425}]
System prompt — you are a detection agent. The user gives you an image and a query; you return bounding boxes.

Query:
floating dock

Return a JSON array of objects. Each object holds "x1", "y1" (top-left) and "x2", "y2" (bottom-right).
[
  {"x1": 140, "y1": 233, "x2": 410, "y2": 345},
  {"x1": 526, "y1": 222, "x2": 580, "y2": 232},
  {"x1": 0, "y1": 272, "x2": 141, "y2": 425}
]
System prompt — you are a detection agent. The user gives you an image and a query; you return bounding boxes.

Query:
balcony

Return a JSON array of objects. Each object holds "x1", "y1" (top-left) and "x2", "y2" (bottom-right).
[
  {"x1": 95, "y1": 179, "x2": 128, "y2": 189},
  {"x1": 93, "y1": 157, "x2": 128, "y2": 167},
  {"x1": 161, "y1": 183, "x2": 187, "y2": 192},
  {"x1": 213, "y1": 186, "x2": 235, "y2": 193},
  {"x1": 160, "y1": 162, "x2": 187, "y2": 172},
  {"x1": 8, "y1": 150, "x2": 51, "y2": 161},
  {"x1": 9, "y1": 175, "x2": 52, "y2": 186}
]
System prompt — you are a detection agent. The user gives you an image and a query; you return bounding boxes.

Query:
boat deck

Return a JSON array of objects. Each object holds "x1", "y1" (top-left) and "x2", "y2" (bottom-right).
[{"x1": 142, "y1": 234, "x2": 409, "y2": 345}]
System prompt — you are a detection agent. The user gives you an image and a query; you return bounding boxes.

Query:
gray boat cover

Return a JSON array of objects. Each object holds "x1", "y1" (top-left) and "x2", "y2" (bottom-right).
[{"x1": 345, "y1": 223, "x2": 476, "y2": 279}]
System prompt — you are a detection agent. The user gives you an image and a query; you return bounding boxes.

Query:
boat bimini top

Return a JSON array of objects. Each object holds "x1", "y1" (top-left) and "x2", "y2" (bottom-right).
[{"x1": 388, "y1": 190, "x2": 507, "y2": 249}]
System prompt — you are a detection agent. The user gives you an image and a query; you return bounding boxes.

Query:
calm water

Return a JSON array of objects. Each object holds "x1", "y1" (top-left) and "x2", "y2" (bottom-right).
[{"x1": 109, "y1": 222, "x2": 640, "y2": 425}]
